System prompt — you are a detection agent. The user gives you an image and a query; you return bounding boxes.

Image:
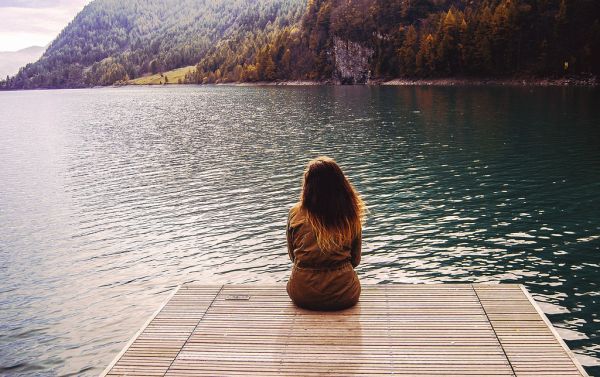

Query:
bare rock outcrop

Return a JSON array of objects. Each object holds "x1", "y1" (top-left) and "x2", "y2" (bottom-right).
[{"x1": 332, "y1": 37, "x2": 374, "y2": 85}]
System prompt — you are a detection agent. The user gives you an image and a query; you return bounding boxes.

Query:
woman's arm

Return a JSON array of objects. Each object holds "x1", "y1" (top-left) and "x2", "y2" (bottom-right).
[
  {"x1": 351, "y1": 231, "x2": 362, "y2": 268},
  {"x1": 286, "y1": 212, "x2": 295, "y2": 262}
]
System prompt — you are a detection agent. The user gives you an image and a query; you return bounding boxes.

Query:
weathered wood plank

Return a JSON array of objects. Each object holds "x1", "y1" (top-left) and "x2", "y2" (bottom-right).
[
  {"x1": 473, "y1": 285, "x2": 588, "y2": 377},
  {"x1": 103, "y1": 284, "x2": 586, "y2": 377},
  {"x1": 101, "y1": 285, "x2": 222, "y2": 377}
]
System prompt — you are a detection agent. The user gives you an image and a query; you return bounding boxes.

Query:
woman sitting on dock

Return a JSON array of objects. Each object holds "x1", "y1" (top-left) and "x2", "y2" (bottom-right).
[{"x1": 286, "y1": 156, "x2": 365, "y2": 310}]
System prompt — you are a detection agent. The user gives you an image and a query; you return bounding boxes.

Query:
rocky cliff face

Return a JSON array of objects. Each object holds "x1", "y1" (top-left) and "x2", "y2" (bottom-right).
[{"x1": 332, "y1": 37, "x2": 374, "y2": 84}]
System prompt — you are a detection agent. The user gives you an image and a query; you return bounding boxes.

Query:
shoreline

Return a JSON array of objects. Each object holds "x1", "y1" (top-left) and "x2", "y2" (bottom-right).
[
  {"x1": 126, "y1": 76, "x2": 597, "y2": 87},
  {"x1": 2, "y1": 76, "x2": 597, "y2": 91},
  {"x1": 378, "y1": 77, "x2": 598, "y2": 87},
  {"x1": 222, "y1": 76, "x2": 598, "y2": 87}
]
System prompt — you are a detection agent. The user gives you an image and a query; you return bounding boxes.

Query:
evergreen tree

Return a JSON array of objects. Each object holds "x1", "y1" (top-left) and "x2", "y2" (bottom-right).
[
  {"x1": 398, "y1": 25, "x2": 418, "y2": 76},
  {"x1": 436, "y1": 9, "x2": 460, "y2": 74},
  {"x1": 416, "y1": 34, "x2": 436, "y2": 76}
]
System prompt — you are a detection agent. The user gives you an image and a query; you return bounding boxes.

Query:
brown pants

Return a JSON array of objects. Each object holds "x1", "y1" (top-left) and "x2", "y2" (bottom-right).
[{"x1": 286, "y1": 263, "x2": 361, "y2": 311}]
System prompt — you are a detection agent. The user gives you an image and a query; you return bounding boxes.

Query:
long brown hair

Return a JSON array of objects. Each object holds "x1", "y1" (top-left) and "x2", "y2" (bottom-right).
[{"x1": 299, "y1": 156, "x2": 365, "y2": 251}]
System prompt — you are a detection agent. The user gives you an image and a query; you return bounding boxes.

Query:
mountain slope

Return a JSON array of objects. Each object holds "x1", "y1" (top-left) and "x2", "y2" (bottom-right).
[
  {"x1": 3, "y1": 0, "x2": 597, "y2": 89},
  {"x1": 189, "y1": 0, "x2": 600, "y2": 84},
  {"x1": 0, "y1": 46, "x2": 46, "y2": 79},
  {"x1": 1, "y1": 0, "x2": 304, "y2": 89}
]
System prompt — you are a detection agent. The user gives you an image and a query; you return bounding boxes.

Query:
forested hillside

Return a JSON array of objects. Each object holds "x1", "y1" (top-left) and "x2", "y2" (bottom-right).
[
  {"x1": 189, "y1": 0, "x2": 600, "y2": 84},
  {"x1": 1, "y1": 0, "x2": 304, "y2": 89},
  {"x1": 2, "y1": 0, "x2": 598, "y2": 89}
]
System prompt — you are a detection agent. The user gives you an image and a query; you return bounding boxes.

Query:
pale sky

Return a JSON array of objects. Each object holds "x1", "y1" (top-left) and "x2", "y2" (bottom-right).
[{"x1": 0, "y1": 0, "x2": 92, "y2": 52}]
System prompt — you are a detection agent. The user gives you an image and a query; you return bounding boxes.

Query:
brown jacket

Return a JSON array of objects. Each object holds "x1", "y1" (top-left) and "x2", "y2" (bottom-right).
[{"x1": 286, "y1": 205, "x2": 361, "y2": 310}]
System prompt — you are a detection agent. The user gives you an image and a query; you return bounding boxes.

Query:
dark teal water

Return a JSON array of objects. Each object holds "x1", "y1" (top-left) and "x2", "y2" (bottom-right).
[{"x1": 0, "y1": 86, "x2": 599, "y2": 376}]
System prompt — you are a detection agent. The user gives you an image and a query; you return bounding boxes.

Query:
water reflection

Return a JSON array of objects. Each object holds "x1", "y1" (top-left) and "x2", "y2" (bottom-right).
[{"x1": 0, "y1": 86, "x2": 598, "y2": 375}]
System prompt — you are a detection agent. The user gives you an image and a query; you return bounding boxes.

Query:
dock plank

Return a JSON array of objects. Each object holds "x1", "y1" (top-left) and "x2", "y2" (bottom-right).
[
  {"x1": 103, "y1": 285, "x2": 222, "y2": 377},
  {"x1": 102, "y1": 284, "x2": 587, "y2": 376},
  {"x1": 474, "y1": 285, "x2": 588, "y2": 377}
]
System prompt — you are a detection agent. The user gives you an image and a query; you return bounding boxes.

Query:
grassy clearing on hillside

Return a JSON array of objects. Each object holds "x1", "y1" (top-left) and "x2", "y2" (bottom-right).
[{"x1": 129, "y1": 66, "x2": 195, "y2": 85}]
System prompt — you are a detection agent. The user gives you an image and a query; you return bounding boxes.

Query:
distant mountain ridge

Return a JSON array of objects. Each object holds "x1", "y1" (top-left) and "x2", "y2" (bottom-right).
[
  {"x1": 0, "y1": 46, "x2": 45, "y2": 79},
  {"x1": 1, "y1": 0, "x2": 304, "y2": 89}
]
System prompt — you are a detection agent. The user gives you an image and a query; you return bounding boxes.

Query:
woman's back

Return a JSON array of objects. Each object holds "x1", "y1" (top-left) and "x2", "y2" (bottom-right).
[
  {"x1": 285, "y1": 157, "x2": 364, "y2": 311},
  {"x1": 287, "y1": 205, "x2": 361, "y2": 269},
  {"x1": 286, "y1": 206, "x2": 362, "y2": 310}
]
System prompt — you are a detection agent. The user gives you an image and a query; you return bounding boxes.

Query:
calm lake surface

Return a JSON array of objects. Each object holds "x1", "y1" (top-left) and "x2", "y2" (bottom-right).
[{"x1": 0, "y1": 85, "x2": 599, "y2": 376}]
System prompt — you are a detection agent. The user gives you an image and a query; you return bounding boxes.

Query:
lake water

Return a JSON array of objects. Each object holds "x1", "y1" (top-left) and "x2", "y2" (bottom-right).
[{"x1": 0, "y1": 85, "x2": 599, "y2": 376}]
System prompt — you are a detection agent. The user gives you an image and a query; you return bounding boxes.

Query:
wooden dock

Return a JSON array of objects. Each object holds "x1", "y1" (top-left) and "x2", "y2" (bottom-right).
[{"x1": 102, "y1": 284, "x2": 588, "y2": 376}]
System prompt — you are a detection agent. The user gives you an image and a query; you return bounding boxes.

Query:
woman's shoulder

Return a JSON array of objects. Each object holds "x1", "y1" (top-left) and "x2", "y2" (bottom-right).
[{"x1": 288, "y1": 203, "x2": 305, "y2": 227}]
